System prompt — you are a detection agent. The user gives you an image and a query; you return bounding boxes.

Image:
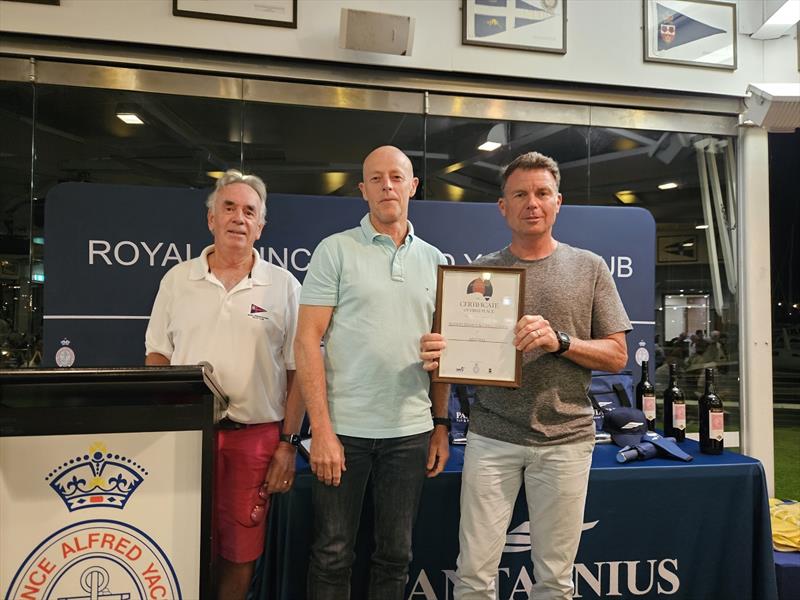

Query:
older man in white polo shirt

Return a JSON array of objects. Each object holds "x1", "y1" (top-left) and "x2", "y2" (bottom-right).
[{"x1": 145, "y1": 170, "x2": 303, "y2": 600}]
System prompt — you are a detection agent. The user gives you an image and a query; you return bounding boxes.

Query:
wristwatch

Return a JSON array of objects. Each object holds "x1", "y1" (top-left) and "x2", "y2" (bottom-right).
[
  {"x1": 553, "y1": 331, "x2": 571, "y2": 356},
  {"x1": 432, "y1": 417, "x2": 452, "y2": 431},
  {"x1": 279, "y1": 433, "x2": 301, "y2": 447}
]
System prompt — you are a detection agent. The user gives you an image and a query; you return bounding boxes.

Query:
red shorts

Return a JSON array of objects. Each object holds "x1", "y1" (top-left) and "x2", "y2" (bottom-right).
[{"x1": 214, "y1": 421, "x2": 279, "y2": 563}]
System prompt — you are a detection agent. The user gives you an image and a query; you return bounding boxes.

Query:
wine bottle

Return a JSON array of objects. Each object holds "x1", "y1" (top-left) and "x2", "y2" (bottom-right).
[
  {"x1": 663, "y1": 363, "x2": 686, "y2": 442},
  {"x1": 699, "y1": 367, "x2": 724, "y2": 454},
  {"x1": 635, "y1": 359, "x2": 656, "y2": 431}
]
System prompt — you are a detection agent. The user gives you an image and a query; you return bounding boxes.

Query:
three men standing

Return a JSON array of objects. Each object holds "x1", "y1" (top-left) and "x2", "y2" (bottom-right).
[{"x1": 145, "y1": 149, "x2": 631, "y2": 600}]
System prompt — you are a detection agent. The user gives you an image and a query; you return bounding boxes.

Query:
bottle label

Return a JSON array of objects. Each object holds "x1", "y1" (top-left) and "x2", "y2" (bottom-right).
[
  {"x1": 710, "y1": 411, "x2": 724, "y2": 441},
  {"x1": 673, "y1": 404, "x2": 686, "y2": 430},
  {"x1": 643, "y1": 394, "x2": 656, "y2": 420}
]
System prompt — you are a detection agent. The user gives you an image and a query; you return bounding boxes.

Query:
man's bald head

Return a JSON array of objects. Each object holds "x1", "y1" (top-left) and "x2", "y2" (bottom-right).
[
  {"x1": 358, "y1": 145, "x2": 419, "y2": 232},
  {"x1": 362, "y1": 145, "x2": 414, "y2": 182}
]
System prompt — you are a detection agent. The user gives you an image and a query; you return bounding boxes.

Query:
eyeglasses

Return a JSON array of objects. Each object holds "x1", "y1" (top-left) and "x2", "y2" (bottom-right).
[
  {"x1": 250, "y1": 483, "x2": 269, "y2": 524},
  {"x1": 660, "y1": 24, "x2": 676, "y2": 35}
]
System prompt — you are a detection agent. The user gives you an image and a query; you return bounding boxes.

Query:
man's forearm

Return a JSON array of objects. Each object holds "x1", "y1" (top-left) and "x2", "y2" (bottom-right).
[
  {"x1": 282, "y1": 371, "x2": 305, "y2": 435},
  {"x1": 294, "y1": 338, "x2": 334, "y2": 435},
  {"x1": 430, "y1": 382, "x2": 451, "y2": 419},
  {"x1": 562, "y1": 335, "x2": 627, "y2": 372}
]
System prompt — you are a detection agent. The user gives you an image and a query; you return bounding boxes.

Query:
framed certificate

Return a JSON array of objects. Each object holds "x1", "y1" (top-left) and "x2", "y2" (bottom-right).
[{"x1": 432, "y1": 265, "x2": 524, "y2": 388}]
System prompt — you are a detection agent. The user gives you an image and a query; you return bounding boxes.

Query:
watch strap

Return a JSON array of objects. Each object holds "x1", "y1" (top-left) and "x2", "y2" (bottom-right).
[
  {"x1": 279, "y1": 433, "x2": 301, "y2": 446},
  {"x1": 432, "y1": 417, "x2": 452, "y2": 431}
]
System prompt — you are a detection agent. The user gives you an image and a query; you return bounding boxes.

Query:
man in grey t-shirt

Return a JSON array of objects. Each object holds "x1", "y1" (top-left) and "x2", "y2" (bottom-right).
[{"x1": 422, "y1": 152, "x2": 631, "y2": 600}]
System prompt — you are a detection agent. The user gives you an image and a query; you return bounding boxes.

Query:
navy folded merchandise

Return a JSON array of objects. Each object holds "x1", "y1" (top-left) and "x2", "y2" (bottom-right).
[
  {"x1": 642, "y1": 431, "x2": 693, "y2": 461},
  {"x1": 589, "y1": 370, "x2": 633, "y2": 432},
  {"x1": 603, "y1": 406, "x2": 649, "y2": 447},
  {"x1": 616, "y1": 440, "x2": 659, "y2": 463}
]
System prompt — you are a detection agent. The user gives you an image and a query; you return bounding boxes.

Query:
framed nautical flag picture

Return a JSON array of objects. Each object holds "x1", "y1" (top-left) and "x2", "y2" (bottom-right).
[
  {"x1": 462, "y1": 0, "x2": 566, "y2": 54},
  {"x1": 644, "y1": 0, "x2": 737, "y2": 70}
]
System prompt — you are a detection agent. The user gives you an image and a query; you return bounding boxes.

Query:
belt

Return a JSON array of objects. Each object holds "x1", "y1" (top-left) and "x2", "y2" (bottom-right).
[{"x1": 217, "y1": 417, "x2": 256, "y2": 430}]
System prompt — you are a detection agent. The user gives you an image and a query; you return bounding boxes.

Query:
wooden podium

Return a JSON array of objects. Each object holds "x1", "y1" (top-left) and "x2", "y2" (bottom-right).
[{"x1": 0, "y1": 366, "x2": 218, "y2": 600}]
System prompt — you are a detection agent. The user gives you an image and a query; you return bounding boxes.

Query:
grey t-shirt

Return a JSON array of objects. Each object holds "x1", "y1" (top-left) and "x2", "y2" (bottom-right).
[{"x1": 470, "y1": 243, "x2": 632, "y2": 446}]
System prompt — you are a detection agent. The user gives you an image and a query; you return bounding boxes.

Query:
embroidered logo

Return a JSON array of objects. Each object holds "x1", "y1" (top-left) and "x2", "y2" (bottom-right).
[{"x1": 248, "y1": 304, "x2": 270, "y2": 320}]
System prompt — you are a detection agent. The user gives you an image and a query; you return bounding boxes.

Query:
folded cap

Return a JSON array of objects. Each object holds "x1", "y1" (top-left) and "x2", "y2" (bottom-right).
[
  {"x1": 642, "y1": 432, "x2": 693, "y2": 462},
  {"x1": 603, "y1": 407, "x2": 648, "y2": 447}
]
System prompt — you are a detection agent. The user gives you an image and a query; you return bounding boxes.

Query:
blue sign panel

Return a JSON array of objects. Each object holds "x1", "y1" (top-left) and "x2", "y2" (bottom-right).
[{"x1": 44, "y1": 183, "x2": 655, "y2": 368}]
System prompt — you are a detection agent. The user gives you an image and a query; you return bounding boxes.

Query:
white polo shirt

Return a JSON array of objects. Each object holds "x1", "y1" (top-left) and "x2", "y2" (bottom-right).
[{"x1": 145, "y1": 245, "x2": 300, "y2": 424}]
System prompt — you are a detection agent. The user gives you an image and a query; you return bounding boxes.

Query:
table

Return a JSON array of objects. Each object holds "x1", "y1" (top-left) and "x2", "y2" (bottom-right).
[
  {"x1": 257, "y1": 440, "x2": 777, "y2": 600},
  {"x1": 774, "y1": 550, "x2": 800, "y2": 600}
]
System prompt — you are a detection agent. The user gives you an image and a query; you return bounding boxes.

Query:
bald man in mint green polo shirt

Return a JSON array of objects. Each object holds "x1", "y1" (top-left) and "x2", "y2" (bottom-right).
[{"x1": 295, "y1": 145, "x2": 451, "y2": 600}]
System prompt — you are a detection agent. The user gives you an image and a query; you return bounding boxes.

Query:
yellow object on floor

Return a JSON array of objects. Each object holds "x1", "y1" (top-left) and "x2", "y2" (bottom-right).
[{"x1": 770, "y1": 498, "x2": 800, "y2": 552}]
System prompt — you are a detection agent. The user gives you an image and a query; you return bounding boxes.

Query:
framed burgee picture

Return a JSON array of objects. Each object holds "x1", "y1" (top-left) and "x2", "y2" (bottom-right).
[
  {"x1": 644, "y1": 0, "x2": 736, "y2": 70},
  {"x1": 462, "y1": 0, "x2": 566, "y2": 54},
  {"x1": 173, "y1": 0, "x2": 297, "y2": 29}
]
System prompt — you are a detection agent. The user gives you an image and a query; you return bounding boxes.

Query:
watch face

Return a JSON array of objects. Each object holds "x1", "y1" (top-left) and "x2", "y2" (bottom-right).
[{"x1": 555, "y1": 332, "x2": 570, "y2": 354}]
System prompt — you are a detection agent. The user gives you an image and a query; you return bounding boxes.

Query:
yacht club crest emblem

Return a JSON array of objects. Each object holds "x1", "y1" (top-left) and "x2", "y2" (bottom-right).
[{"x1": 4, "y1": 520, "x2": 182, "y2": 600}]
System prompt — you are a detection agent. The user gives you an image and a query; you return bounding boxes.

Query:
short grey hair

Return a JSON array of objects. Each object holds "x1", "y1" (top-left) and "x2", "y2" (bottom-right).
[
  {"x1": 501, "y1": 152, "x2": 561, "y2": 192},
  {"x1": 206, "y1": 169, "x2": 267, "y2": 224}
]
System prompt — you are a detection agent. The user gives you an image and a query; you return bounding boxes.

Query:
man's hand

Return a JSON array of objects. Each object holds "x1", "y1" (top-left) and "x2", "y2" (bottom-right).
[
  {"x1": 309, "y1": 429, "x2": 346, "y2": 486},
  {"x1": 426, "y1": 426, "x2": 450, "y2": 478},
  {"x1": 514, "y1": 315, "x2": 559, "y2": 353},
  {"x1": 420, "y1": 333, "x2": 447, "y2": 372},
  {"x1": 264, "y1": 443, "x2": 297, "y2": 494}
]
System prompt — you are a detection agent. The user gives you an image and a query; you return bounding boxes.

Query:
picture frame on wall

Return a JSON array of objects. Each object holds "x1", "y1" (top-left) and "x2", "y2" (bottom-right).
[
  {"x1": 2, "y1": 0, "x2": 60, "y2": 5},
  {"x1": 173, "y1": 0, "x2": 297, "y2": 29},
  {"x1": 644, "y1": 0, "x2": 736, "y2": 70},
  {"x1": 462, "y1": 0, "x2": 566, "y2": 54}
]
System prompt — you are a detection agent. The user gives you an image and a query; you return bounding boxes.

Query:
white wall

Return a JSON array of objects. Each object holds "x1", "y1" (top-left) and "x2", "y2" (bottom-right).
[{"x1": 0, "y1": 0, "x2": 797, "y2": 97}]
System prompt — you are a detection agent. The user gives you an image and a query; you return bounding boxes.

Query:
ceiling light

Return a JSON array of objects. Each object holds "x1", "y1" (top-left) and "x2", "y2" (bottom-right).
[
  {"x1": 658, "y1": 182, "x2": 678, "y2": 190},
  {"x1": 116, "y1": 113, "x2": 144, "y2": 125},
  {"x1": 478, "y1": 123, "x2": 507, "y2": 152},
  {"x1": 615, "y1": 190, "x2": 638, "y2": 204},
  {"x1": 695, "y1": 224, "x2": 709, "y2": 229},
  {"x1": 206, "y1": 171, "x2": 225, "y2": 179},
  {"x1": 322, "y1": 172, "x2": 348, "y2": 194},
  {"x1": 478, "y1": 141, "x2": 502, "y2": 152},
  {"x1": 682, "y1": 242, "x2": 694, "y2": 247}
]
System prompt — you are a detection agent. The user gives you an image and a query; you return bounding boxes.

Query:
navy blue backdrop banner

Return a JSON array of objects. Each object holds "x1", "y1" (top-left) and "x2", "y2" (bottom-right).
[{"x1": 43, "y1": 183, "x2": 655, "y2": 368}]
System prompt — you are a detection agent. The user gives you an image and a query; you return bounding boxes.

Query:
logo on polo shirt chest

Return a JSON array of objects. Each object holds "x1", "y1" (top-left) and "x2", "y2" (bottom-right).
[{"x1": 248, "y1": 304, "x2": 270, "y2": 321}]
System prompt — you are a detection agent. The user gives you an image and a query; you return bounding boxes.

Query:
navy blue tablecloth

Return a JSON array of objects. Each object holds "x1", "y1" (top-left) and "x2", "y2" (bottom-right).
[{"x1": 258, "y1": 440, "x2": 778, "y2": 600}]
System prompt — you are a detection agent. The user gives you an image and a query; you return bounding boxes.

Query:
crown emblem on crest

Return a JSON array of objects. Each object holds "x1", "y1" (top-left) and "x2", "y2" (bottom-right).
[
  {"x1": 60, "y1": 338, "x2": 71, "y2": 346},
  {"x1": 45, "y1": 443, "x2": 147, "y2": 512}
]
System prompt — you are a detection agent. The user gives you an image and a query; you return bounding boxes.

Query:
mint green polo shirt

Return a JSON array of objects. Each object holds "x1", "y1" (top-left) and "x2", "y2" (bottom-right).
[{"x1": 301, "y1": 213, "x2": 446, "y2": 438}]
